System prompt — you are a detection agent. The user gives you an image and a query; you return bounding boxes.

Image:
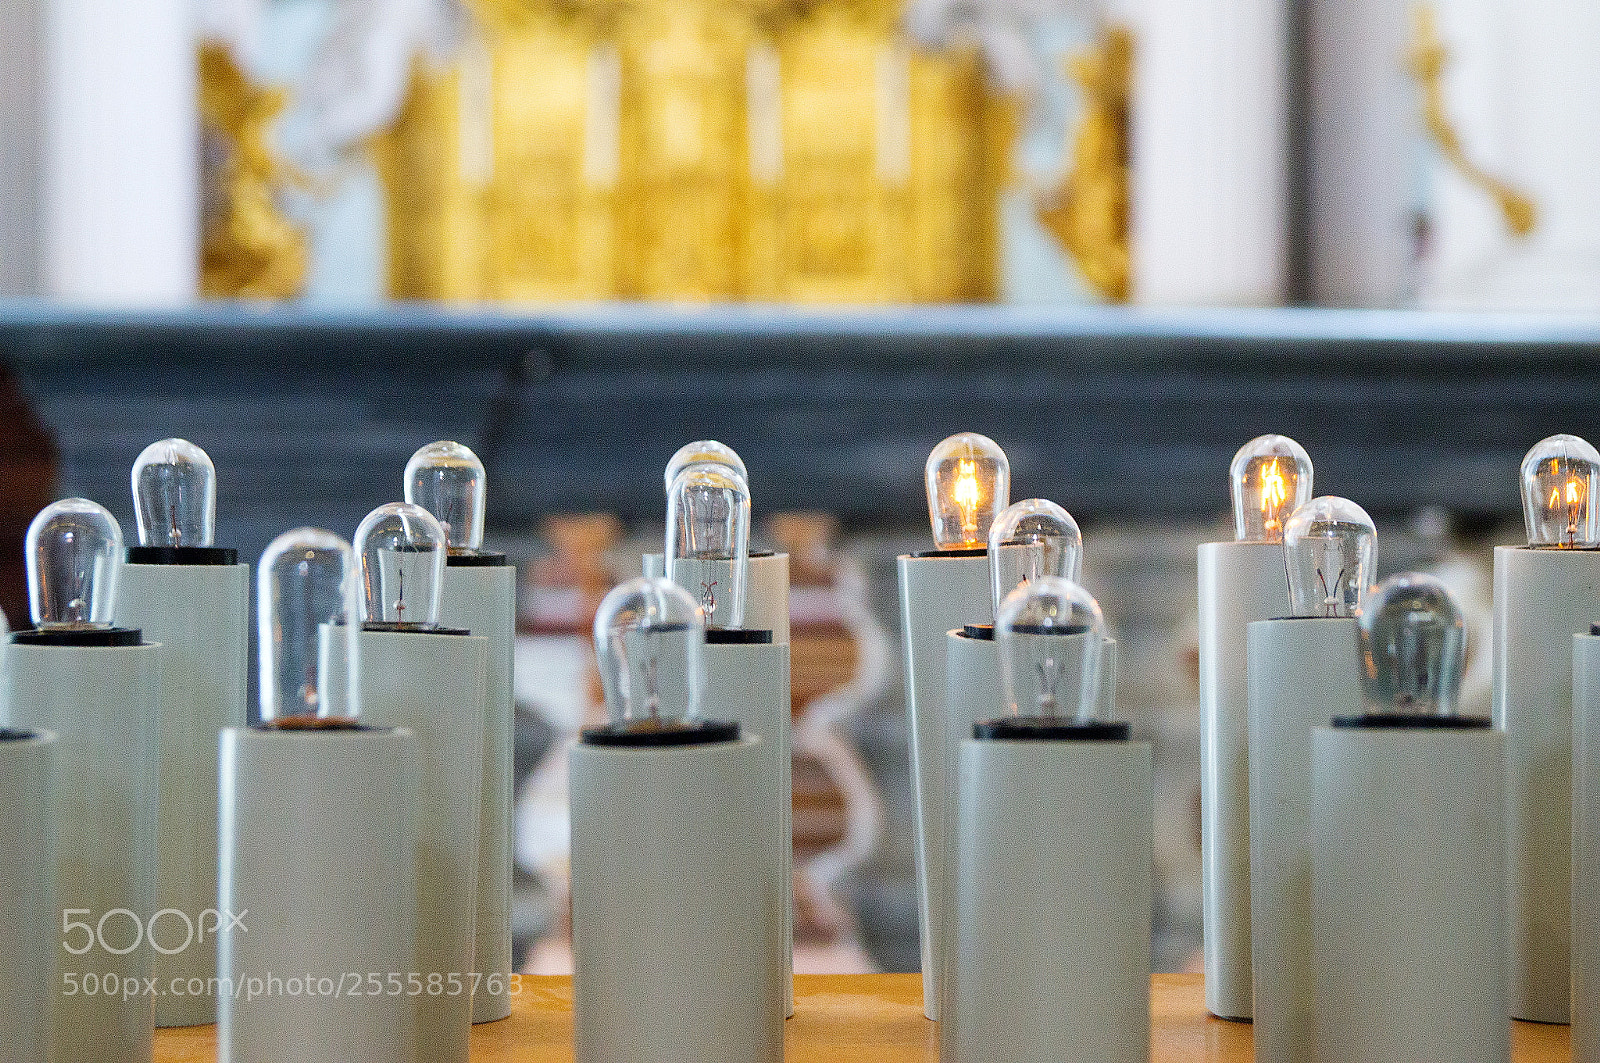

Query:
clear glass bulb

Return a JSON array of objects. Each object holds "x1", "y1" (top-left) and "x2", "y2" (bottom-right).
[
  {"x1": 995, "y1": 575, "x2": 1107, "y2": 722},
  {"x1": 988, "y1": 498, "x2": 1083, "y2": 617},
  {"x1": 665, "y1": 462, "x2": 751, "y2": 629},
  {"x1": 1283, "y1": 496, "x2": 1377, "y2": 618},
  {"x1": 1358, "y1": 571, "x2": 1466, "y2": 716},
  {"x1": 1520, "y1": 433, "x2": 1600, "y2": 548},
  {"x1": 593, "y1": 577, "x2": 704, "y2": 727},
  {"x1": 26, "y1": 498, "x2": 123, "y2": 629},
  {"x1": 664, "y1": 440, "x2": 747, "y2": 492},
  {"x1": 257, "y1": 528, "x2": 361, "y2": 722},
  {"x1": 925, "y1": 432, "x2": 1009, "y2": 550},
  {"x1": 131, "y1": 438, "x2": 215, "y2": 548},
  {"x1": 404, "y1": 441, "x2": 486, "y2": 552},
  {"x1": 354, "y1": 502, "x2": 446, "y2": 627},
  {"x1": 1229, "y1": 434, "x2": 1313, "y2": 543}
]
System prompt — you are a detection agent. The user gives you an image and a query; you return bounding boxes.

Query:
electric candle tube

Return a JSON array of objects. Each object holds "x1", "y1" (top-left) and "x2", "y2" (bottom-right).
[
  {"x1": 117, "y1": 438, "x2": 248, "y2": 1028},
  {"x1": 1197, "y1": 433, "x2": 1310, "y2": 1019},
  {"x1": 898, "y1": 431, "x2": 1008, "y2": 1018},
  {"x1": 0, "y1": 728, "x2": 57, "y2": 1063}
]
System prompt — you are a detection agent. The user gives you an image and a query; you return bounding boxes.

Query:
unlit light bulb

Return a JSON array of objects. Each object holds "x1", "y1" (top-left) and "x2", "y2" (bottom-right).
[
  {"x1": 1283, "y1": 496, "x2": 1377, "y2": 618},
  {"x1": 257, "y1": 528, "x2": 360, "y2": 722},
  {"x1": 665, "y1": 462, "x2": 751, "y2": 629},
  {"x1": 132, "y1": 437, "x2": 215, "y2": 548},
  {"x1": 925, "y1": 432, "x2": 1009, "y2": 550},
  {"x1": 988, "y1": 498, "x2": 1082, "y2": 617},
  {"x1": 26, "y1": 498, "x2": 123, "y2": 629},
  {"x1": 1358, "y1": 571, "x2": 1466, "y2": 716},
  {"x1": 1230, "y1": 434, "x2": 1312, "y2": 543},
  {"x1": 995, "y1": 575, "x2": 1106, "y2": 722},
  {"x1": 404, "y1": 440, "x2": 486, "y2": 552},
  {"x1": 354, "y1": 502, "x2": 445, "y2": 627},
  {"x1": 1520, "y1": 433, "x2": 1600, "y2": 548},
  {"x1": 664, "y1": 440, "x2": 747, "y2": 492},
  {"x1": 593, "y1": 576, "x2": 704, "y2": 728}
]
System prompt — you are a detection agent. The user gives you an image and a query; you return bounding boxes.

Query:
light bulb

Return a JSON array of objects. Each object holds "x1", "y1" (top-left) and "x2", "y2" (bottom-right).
[
  {"x1": 404, "y1": 440, "x2": 486, "y2": 552},
  {"x1": 1229, "y1": 434, "x2": 1312, "y2": 543},
  {"x1": 1283, "y1": 496, "x2": 1377, "y2": 618},
  {"x1": 131, "y1": 438, "x2": 215, "y2": 548},
  {"x1": 988, "y1": 498, "x2": 1082, "y2": 617},
  {"x1": 995, "y1": 575, "x2": 1106, "y2": 722},
  {"x1": 257, "y1": 528, "x2": 361, "y2": 722},
  {"x1": 1520, "y1": 433, "x2": 1600, "y2": 548},
  {"x1": 925, "y1": 432, "x2": 1009, "y2": 550},
  {"x1": 664, "y1": 440, "x2": 747, "y2": 493},
  {"x1": 1358, "y1": 571, "x2": 1466, "y2": 716},
  {"x1": 26, "y1": 498, "x2": 123, "y2": 629},
  {"x1": 593, "y1": 576, "x2": 704, "y2": 728},
  {"x1": 665, "y1": 462, "x2": 751, "y2": 629},
  {"x1": 354, "y1": 502, "x2": 446, "y2": 627}
]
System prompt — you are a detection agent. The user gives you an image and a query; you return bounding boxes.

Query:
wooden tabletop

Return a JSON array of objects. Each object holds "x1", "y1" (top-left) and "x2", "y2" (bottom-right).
[{"x1": 156, "y1": 972, "x2": 1571, "y2": 1061}]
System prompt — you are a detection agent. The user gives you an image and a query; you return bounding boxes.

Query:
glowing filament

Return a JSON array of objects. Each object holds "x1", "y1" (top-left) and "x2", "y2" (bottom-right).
[
  {"x1": 1260, "y1": 459, "x2": 1288, "y2": 533},
  {"x1": 953, "y1": 459, "x2": 982, "y2": 538}
]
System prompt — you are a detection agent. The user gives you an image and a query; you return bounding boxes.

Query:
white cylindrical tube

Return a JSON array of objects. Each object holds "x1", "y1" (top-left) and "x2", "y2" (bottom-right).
[
  {"x1": 43, "y1": 0, "x2": 196, "y2": 302},
  {"x1": 1246, "y1": 617, "x2": 1361, "y2": 1063},
  {"x1": 1305, "y1": 0, "x2": 1420, "y2": 306},
  {"x1": 570, "y1": 734, "x2": 784, "y2": 1063},
  {"x1": 1493, "y1": 544, "x2": 1600, "y2": 1022},
  {"x1": 1572, "y1": 630, "x2": 1600, "y2": 1062},
  {"x1": 897, "y1": 549, "x2": 991, "y2": 1018},
  {"x1": 944, "y1": 732, "x2": 1152, "y2": 1063},
  {"x1": 217, "y1": 723, "x2": 420, "y2": 1063},
  {"x1": 644, "y1": 551, "x2": 790, "y2": 643},
  {"x1": 359, "y1": 627, "x2": 489, "y2": 1063},
  {"x1": 0, "y1": 728, "x2": 57, "y2": 1063},
  {"x1": 3, "y1": 632, "x2": 160, "y2": 1063},
  {"x1": 438, "y1": 555, "x2": 516, "y2": 1024},
  {"x1": 1197, "y1": 540, "x2": 1290, "y2": 1019},
  {"x1": 702, "y1": 633, "x2": 792, "y2": 1015},
  {"x1": 1131, "y1": 0, "x2": 1287, "y2": 305},
  {"x1": 1310, "y1": 722, "x2": 1508, "y2": 1063},
  {"x1": 116, "y1": 554, "x2": 249, "y2": 1027}
]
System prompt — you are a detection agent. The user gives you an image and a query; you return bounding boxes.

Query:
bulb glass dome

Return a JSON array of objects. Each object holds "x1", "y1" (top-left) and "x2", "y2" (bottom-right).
[
  {"x1": 1283, "y1": 496, "x2": 1377, "y2": 618},
  {"x1": 1520, "y1": 433, "x2": 1600, "y2": 548},
  {"x1": 354, "y1": 502, "x2": 446, "y2": 627},
  {"x1": 593, "y1": 577, "x2": 704, "y2": 727},
  {"x1": 925, "y1": 432, "x2": 1009, "y2": 550},
  {"x1": 988, "y1": 498, "x2": 1083, "y2": 617},
  {"x1": 1358, "y1": 571, "x2": 1466, "y2": 716},
  {"x1": 665, "y1": 462, "x2": 751, "y2": 628},
  {"x1": 664, "y1": 440, "x2": 747, "y2": 492},
  {"x1": 1229, "y1": 434, "x2": 1312, "y2": 543},
  {"x1": 27, "y1": 498, "x2": 123, "y2": 629},
  {"x1": 257, "y1": 528, "x2": 361, "y2": 722},
  {"x1": 995, "y1": 575, "x2": 1106, "y2": 722},
  {"x1": 404, "y1": 440, "x2": 486, "y2": 552},
  {"x1": 131, "y1": 437, "x2": 215, "y2": 548}
]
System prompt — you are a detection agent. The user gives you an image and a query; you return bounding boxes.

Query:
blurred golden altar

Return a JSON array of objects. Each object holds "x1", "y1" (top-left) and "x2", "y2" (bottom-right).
[{"x1": 375, "y1": 0, "x2": 1013, "y2": 304}]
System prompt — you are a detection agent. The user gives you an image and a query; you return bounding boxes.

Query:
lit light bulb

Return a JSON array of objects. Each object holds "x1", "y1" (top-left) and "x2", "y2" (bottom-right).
[
  {"x1": 26, "y1": 498, "x2": 123, "y2": 629},
  {"x1": 988, "y1": 498, "x2": 1083, "y2": 617},
  {"x1": 1283, "y1": 496, "x2": 1377, "y2": 618},
  {"x1": 925, "y1": 432, "x2": 1009, "y2": 550},
  {"x1": 664, "y1": 440, "x2": 747, "y2": 493},
  {"x1": 1229, "y1": 434, "x2": 1313, "y2": 543},
  {"x1": 404, "y1": 441, "x2": 486, "y2": 553},
  {"x1": 995, "y1": 575, "x2": 1106, "y2": 722},
  {"x1": 131, "y1": 437, "x2": 215, "y2": 548},
  {"x1": 593, "y1": 576, "x2": 704, "y2": 728},
  {"x1": 354, "y1": 502, "x2": 446, "y2": 628},
  {"x1": 1520, "y1": 433, "x2": 1600, "y2": 548},
  {"x1": 257, "y1": 528, "x2": 361, "y2": 722},
  {"x1": 1357, "y1": 572, "x2": 1466, "y2": 716},
  {"x1": 665, "y1": 462, "x2": 751, "y2": 629}
]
